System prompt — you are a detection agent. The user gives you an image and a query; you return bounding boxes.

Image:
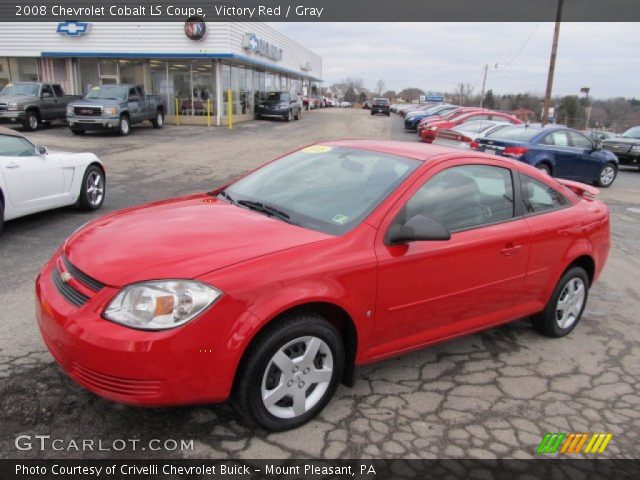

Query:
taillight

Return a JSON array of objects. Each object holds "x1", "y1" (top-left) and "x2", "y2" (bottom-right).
[
  {"x1": 470, "y1": 141, "x2": 480, "y2": 150},
  {"x1": 503, "y1": 146, "x2": 529, "y2": 159}
]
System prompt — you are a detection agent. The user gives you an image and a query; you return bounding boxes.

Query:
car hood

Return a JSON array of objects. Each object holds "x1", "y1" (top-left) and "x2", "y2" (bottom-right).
[
  {"x1": 0, "y1": 94, "x2": 36, "y2": 104},
  {"x1": 604, "y1": 136, "x2": 640, "y2": 146},
  {"x1": 71, "y1": 98, "x2": 123, "y2": 107},
  {"x1": 64, "y1": 194, "x2": 331, "y2": 287}
]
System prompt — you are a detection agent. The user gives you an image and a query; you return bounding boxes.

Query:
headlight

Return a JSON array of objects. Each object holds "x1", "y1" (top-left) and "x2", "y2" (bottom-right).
[
  {"x1": 631, "y1": 145, "x2": 640, "y2": 152},
  {"x1": 429, "y1": 126, "x2": 438, "y2": 131},
  {"x1": 66, "y1": 105, "x2": 73, "y2": 115},
  {"x1": 103, "y1": 107, "x2": 117, "y2": 115},
  {"x1": 7, "y1": 102, "x2": 18, "y2": 111},
  {"x1": 104, "y1": 280, "x2": 221, "y2": 330}
]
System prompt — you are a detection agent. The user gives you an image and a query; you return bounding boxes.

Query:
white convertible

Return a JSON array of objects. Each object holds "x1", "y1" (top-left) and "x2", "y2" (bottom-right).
[{"x1": 0, "y1": 126, "x2": 105, "y2": 233}]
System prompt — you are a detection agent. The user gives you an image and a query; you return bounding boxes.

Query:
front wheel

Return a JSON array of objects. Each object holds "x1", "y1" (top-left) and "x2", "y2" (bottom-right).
[
  {"x1": 285, "y1": 110, "x2": 292, "y2": 122},
  {"x1": 233, "y1": 313, "x2": 344, "y2": 431},
  {"x1": 151, "y1": 110, "x2": 164, "y2": 128},
  {"x1": 118, "y1": 115, "x2": 130, "y2": 136},
  {"x1": 23, "y1": 111, "x2": 40, "y2": 131},
  {"x1": 295, "y1": 109, "x2": 301, "y2": 120},
  {"x1": 533, "y1": 266, "x2": 589, "y2": 338},
  {"x1": 77, "y1": 165, "x2": 106, "y2": 211},
  {"x1": 596, "y1": 162, "x2": 617, "y2": 188}
]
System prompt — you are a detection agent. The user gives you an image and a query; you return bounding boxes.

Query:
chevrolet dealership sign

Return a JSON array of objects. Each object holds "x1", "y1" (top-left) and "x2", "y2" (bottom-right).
[{"x1": 243, "y1": 33, "x2": 283, "y2": 61}]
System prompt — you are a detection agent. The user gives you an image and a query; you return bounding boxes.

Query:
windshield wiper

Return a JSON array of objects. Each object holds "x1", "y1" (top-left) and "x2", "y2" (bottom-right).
[
  {"x1": 236, "y1": 200, "x2": 296, "y2": 225},
  {"x1": 217, "y1": 190, "x2": 235, "y2": 204}
]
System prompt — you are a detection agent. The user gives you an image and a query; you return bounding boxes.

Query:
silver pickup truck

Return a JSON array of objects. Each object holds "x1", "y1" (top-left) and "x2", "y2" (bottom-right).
[
  {"x1": 0, "y1": 82, "x2": 81, "y2": 131},
  {"x1": 67, "y1": 84, "x2": 165, "y2": 136}
]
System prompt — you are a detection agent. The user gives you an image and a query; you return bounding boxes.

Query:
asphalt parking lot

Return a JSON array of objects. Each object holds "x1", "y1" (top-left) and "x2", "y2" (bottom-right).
[{"x1": 1, "y1": 108, "x2": 639, "y2": 459}]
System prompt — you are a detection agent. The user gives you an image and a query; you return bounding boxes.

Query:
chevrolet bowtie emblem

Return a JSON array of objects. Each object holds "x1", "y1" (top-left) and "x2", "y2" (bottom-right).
[{"x1": 60, "y1": 272, "x2": 72, "y2": 283}]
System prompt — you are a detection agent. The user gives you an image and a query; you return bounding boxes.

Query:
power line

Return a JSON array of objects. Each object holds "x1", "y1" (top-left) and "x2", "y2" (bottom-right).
[{"x1": 499, "y1": 22, "x2": 541, "y2": 71}]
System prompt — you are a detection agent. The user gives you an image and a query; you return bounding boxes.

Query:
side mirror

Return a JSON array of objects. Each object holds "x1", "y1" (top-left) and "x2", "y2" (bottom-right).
[
  {"x1": 41, "y1": 92, "x2": 52, "y2": 98},
  {"x1": 385, "y1": 215, "x2": 451, "y2": 245},
  {"x1": 36, "y1": 146, "x2": 48, "y2": 156},
  {"x1": 594, "y1": 140, "x2": 603, "y2": 151}
]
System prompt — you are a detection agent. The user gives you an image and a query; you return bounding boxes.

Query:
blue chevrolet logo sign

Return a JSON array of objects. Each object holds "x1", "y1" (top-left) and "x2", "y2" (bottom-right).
[{"x1": 57, "y1": 21, "x2": 90, "y2": 36}]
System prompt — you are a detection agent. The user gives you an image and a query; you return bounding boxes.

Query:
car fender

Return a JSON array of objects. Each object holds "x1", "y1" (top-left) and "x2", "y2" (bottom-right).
[
  {"x1": 529, "y1": 152, "x2": 555, "y2": 170},
  {"x1": 542, "y1": 236, "x2": 595, "y2": 304},
  {"x1": 49, "y1": 152, "x2": 102, "y2": 199}
]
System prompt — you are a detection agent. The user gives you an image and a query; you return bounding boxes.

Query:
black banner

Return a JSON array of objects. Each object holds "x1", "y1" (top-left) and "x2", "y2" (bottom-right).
[
  {"x1": 3, "y1": 459, "x2": 640, "y2": 480},
  {"x1": 2, "y1": 0, "x2": 640, "y2": 22}
]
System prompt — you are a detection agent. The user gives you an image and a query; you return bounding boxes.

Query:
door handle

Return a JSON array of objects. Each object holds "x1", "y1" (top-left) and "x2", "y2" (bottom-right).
[
  {"x1": 500, "y1": 244, "x2": 523, "y2": 256},
  {"x1": 6, "y1": 162, "x2": 19, "y2": 169}
]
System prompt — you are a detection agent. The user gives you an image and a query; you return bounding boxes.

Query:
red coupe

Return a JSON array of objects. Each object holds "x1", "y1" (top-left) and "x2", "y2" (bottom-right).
[
  {"x1": 36, "y1": 140, "x2": 610, "y2": 431},
  {"x1": 416, "y1": 107, "x2": 482, "y2": 136},
  {"x1": 420, "y1": 110, "x2": 522, "y2": 143}
]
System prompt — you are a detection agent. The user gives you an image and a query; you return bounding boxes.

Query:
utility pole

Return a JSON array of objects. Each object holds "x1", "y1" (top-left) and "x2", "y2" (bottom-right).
[
  {"x1": 542, "y1": 0, "x2": 564, "y2": 126},
  {"x1": 479, "y1": 63, "x2": 498, "y2": 108}
]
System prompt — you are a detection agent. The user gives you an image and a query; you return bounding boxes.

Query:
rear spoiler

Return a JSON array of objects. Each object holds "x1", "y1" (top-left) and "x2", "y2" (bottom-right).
[{"x1": 556, "y1": 179, "x2": 599, "y2": 197}]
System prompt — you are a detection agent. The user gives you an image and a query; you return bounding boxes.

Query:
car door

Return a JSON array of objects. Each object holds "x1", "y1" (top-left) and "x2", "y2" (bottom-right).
[
  {"x1": 136, "y1": 86, "x2": 150, "y2": 118},
  {"x1": 0, "y1": 135, "x2": 64, "y2": 211},
  {"x1": 537, "y1": 130, "x2": 581, "y2": 179},
  {"x1": 566, "y1": 130, "x2": 603, "y2": 181},
  {"x1": 127, "y1": 86, "x2": 142, "y2": 123},
  {"x1": 51, "y1": 84, "x2": 66, "y2": 118},
  {"x1": 39, "y1": 84, "x2": 56, "y2": 121},
  {"x1": 372, "y1": 160, "x2": 531, "y2": 357}
]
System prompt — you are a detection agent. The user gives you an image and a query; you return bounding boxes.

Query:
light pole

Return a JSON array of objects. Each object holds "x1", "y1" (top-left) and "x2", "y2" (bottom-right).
[{"x1": 581, "y1": 86, "x2": 591, "y2": 129}]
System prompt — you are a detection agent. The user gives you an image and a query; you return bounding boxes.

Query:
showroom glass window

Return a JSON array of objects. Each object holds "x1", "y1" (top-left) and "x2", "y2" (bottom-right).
[
  {"x1": 78, "y1": 59, "x2": 99, "y2": 94},
  {"x1": 118, "y1": 59, "x2": 145, "y2": 85},
  {"x1": 6, "y1": 58, "x2": 38, "y2": 82},
  {"x1": 521, "y1": 174, "x2": 569, "y2": 214},
  {"x1": 149, "y1": 59, "x2": 168, "y2": 109},
  {"x1": 402, "y1": 165, "x2": 515, "y2": 232},
  {"x1": 192, "y1": 60, "x2": 215, "y2": 116},
  {"x1": 168, "y1": 61, "x2": 191, "y2": 116},
  {"x1": 0, "y1": 58, "x2": 10, "y2": 89},
  {"x1": 98, "y1": 59, "x2": 118, "y2": 84}
]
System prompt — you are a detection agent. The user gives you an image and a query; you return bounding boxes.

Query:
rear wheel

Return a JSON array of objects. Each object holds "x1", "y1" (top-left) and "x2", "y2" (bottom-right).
[
  {"x1": 118, "y1": 114, "x2": 130, "y2": 136},
  {"x1": 233, "y1": 313, "x2": 344, "y2": 431},
  {"x1": 596, "y1": 162, "x2": 617, "y2": 188},
  {"x1": 536, "y1": 163, "x2": 551, "y2": 175},
  {"x1": 23, "y1": 110, "x2": 39, "y2": 131},
  {"x1": 533, "y1": 266, "x2": 589, "y2": 338},
  {"x1": 0, "y1": 198, "x2": 4, "y2": 235},
  {"x1": 151, "y1": 110, "x2": 164, "y2": 128},
  {"x1": 294, "y1": 108, "x2": 300, "y2": 120},
  {"x1": 77, "y1": 165, "x2": 105, "y2": 211}
]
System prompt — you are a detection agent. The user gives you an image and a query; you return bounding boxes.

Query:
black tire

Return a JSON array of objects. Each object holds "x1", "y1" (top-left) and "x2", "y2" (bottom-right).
[
  {"x1": 0, "y1": 198, "x2": 4, "y2": 235},
  {"x1": 532, "y1": 266, "x2": 589, "y2": 338},
  {"x1": 118, "y1": 114, "x2": 130, "y2": 136},
  {"x1": 294, "y1": 109, "x2": 300, "y2": 120},
  {"x1": 70, "y1": 129, "x2": 85, "y2": 136},
  {"x1": 77, "y1": 165, "x2": 106, "y2": 211},
  {"x1": 232, "y1": 312, "x2": 344, "y2": 431},
  {"x1": 23, "y1": 110, "x2": 40, "y2": 131},
  {"x1": 386, "y1": 113, "x2": 390, "y2": 117},
  {"x1": 536, "y1": 163, "x2": 552, "y2": 175},
  {"x1": 151, "y1": 110, "x2": 164, "y2": 129},
  {"x1": 595, "y1": 162, "x2": 617, "y2": 188},
  {"x1": 370, "y1": 111, "x2": 374, "y2": 116},
  {"x1": 284, "y1": 110, "x2": 292, "y2": 122}
]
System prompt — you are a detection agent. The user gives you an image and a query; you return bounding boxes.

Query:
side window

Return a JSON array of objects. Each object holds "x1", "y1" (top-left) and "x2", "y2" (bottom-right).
[
  {"x1": 493, "y1": 114, "x2": 518, "y2": 124},
  {"x1": 402, "y1": 165, "x2": 514, "y2": 232},
  {"x1": 40, "y1": 84, "x2": 53, "y2": 97},
  {"x1": 468, "y1": 114, "x2": 490, "y2": 121},
  {"x1": 568, "y1": 131, "x2": 593, "y2": 149},
  {"x1": 521, "y1": 174, "x2": 569, "y2": 214},
  {"x1": 52, "y1": 85, "x2": 64, "y2": 97},
  {"x1": 136, "y1": 87, "x2": 144, "y2": 98},
  {"x1": 128, "y1": 87, "x2": 137, "y2": 99},
  {"x1": 540, "y1": 130, "x2": 570, "y2": 147},
  {"x1": 0, "y1": 135, "x2": 36, "y2": 157}
]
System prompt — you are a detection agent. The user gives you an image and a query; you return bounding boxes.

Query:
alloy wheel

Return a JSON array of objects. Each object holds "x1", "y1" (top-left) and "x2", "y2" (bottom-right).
[
  {"x1": 29, "y1": 114, "x2": 38, "y2": 130},
  {"x1": 86, "y1": 171, "x2": 104, "y2": 207},
  {"x1": 261, "y1": 336, "x2": 333, "y2": 419},
  {"x1": 555, "y1": 278, "x2": 586, "y2": 329},
  {"x1": 120, "y1": 118, "x2": 130, "y2": 135},
  {"x1": 157, "y1": 113, "x2": 163, "y2": 126},
  {"x1": 600, "y1": 165, "x2": 615, "y2": 186}
]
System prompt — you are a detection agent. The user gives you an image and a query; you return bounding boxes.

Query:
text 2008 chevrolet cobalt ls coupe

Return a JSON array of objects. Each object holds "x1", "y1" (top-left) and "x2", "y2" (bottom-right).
[{"x1": 36, "y1": 140, "x2": 610, "y2": 431}]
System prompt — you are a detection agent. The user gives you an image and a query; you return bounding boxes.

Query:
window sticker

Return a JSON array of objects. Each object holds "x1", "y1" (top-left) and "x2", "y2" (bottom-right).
[
  {"x1": 301, "y1": 145, "x2": 333, "y2": 154},
  {"x1": 91, "y1": 86, "x2": 100, "y2": 90},
  {"x1": 332, "y1": 214, "x2": 350, "y2": 224}
]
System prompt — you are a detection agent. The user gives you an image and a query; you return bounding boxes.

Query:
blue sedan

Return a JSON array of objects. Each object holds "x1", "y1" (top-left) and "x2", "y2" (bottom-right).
[
  {"x1": 404, "y1": 104, "x2": 458, "y2": 130},
  {"x1": 472, "y1": 125, "x2": 619, "y2": 187}
]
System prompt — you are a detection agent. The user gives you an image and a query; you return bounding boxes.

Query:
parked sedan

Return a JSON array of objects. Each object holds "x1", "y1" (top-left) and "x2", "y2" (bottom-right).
[
  {"x1": 370, "y1": 98, "x2": 390, "y2": 116},
  {"x1": 472, "y1": 125, "x2": 619, "y2": 187},
  {"x1": 257, "y1": 92, "x2": 302, "y2": 122},
  {"x1": 0, "y1": 127, "x2": 105, "y2": 233},
  {"x1": 416, "y1": 107, "x2": 483, "y2": 136},
  {"x1": 37, "y1": 140, "x2": 609, "y2": 431},
  {"x1": 433, "y1": 120, "x2": 510, "y2": 149},
  {"x1": 404, "y1": 104, "x2": 459, "y2": 130},
  {"x1": 421, "y1": 110, "x2": 522, "y2": 143}
]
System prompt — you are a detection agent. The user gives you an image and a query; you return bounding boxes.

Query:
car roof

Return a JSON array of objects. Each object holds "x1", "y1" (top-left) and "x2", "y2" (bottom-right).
[
  {"x1": 0, "y1": 126, "x2": 27, "y2": 138},
  {"x1": 322, "y1": 140, "x2": 466, "y2": 161}
]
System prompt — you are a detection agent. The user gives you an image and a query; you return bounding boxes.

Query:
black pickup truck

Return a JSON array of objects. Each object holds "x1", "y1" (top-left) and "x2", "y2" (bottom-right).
[
  {"x1": 0, "y1": 82, "x2": 81, "y2": 131},
  {"x1": 603, "y1": 126, "x2": 640, "y2": 169},
  {"x1": 67, "y1": 84, "x2": 165, "y2": 136}
]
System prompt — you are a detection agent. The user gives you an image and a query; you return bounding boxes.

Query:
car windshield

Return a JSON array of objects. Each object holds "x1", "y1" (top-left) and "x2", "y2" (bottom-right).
[
  {"x1": 485, "y1": 125, "x2": 543, "y2": 142},
  {"x1": 456, "y1": 120, "x2": 498, "y2": 134},
  {"x1": 0, "y1": 84, "x2": 39, "y2": 96},
  {"x1": 266, "y1": 92, "x2": 290, "y2": 102},
  {"x1": 84, "y1": 85, "x2": 128, "y2": 101},
  {"x1": 621, "y1": 126, "x2": 640, "y2": 139},
  {"x1": 0, "y1": 134, "x2": 35, "y2": 157},
  {"x1": 222, "y1": 146, "x2": 420, "y2": 235}
]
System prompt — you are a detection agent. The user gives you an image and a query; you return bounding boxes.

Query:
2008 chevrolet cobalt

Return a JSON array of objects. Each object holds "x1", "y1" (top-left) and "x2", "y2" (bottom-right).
[{"x1": 36, "y1": 140, "x2": 610, "y2": 431}]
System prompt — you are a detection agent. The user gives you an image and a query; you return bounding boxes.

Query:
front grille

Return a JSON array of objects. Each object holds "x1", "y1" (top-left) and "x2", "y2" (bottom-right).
[
  {"x1": 52, "y1": 267, "x2": 89, "y2": 307},
  {"x1": 63, "y1": 255, "x2": 105, "y2": 292},
  {"x1": 69, "y1": 362, "x2": 163, "y2": 398},
  {"x1": 73, "y1": 106, "x2": 102, "y2": 116},
  {"x1": 0, "y1": 103, "x2": 7, "y2": 111}
]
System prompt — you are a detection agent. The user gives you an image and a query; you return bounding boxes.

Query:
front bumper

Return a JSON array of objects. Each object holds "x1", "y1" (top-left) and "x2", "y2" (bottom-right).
[
  {"x1": 0, "y1": 110, "x2": 25, "y2": 122},
  {"x1": 67, "y1": 115, "x2": 120, "y2": 130},
  {"x1": 371, "y1": 108, "x2": 390, "y2": 114},
  {"x1": 421, "y1": 130, "x2": 436, "y2": 143},
  {"x1": 35, "y1": 251, "x2": 243, "y2": 406}
]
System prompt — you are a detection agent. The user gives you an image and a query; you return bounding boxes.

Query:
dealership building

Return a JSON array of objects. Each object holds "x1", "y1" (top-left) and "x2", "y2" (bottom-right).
[{"x1": 0, "y1": 21, "x2": 322, "y2": 125}]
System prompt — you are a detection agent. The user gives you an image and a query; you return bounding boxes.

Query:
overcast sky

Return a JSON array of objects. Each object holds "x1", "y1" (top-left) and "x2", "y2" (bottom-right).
[{"x1": 270, "y1": 23, "x2": 639, "y2": 99}]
